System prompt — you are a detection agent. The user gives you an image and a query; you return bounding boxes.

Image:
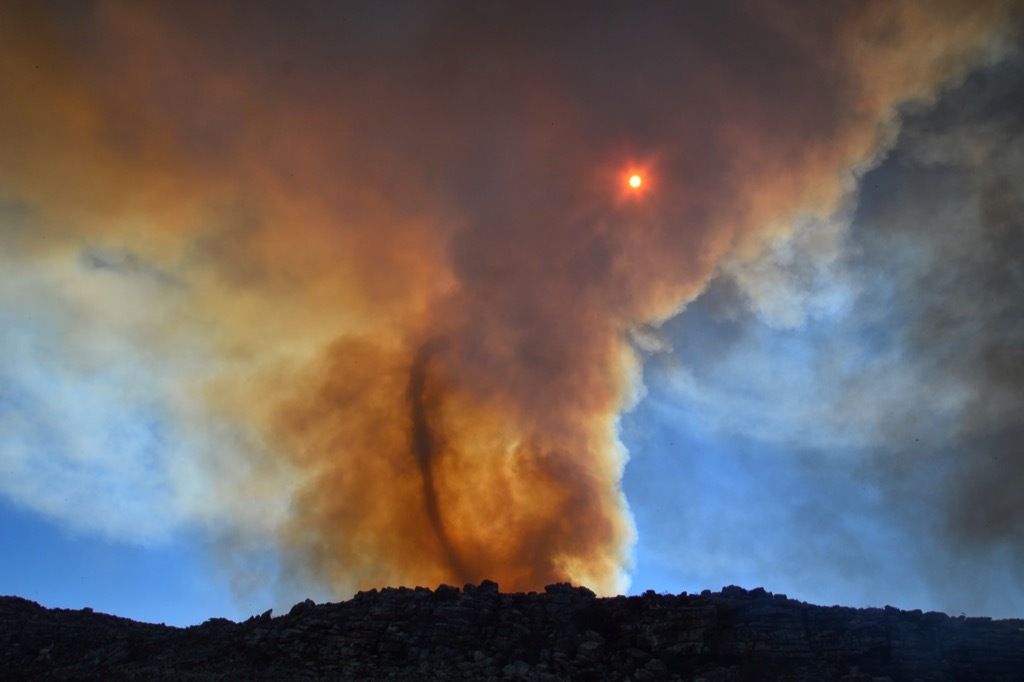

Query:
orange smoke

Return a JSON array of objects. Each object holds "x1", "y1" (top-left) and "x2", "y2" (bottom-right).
[
  {"x1": 0, "y1": 1, "x2": 1016, "y2": 598},
  {"x1": 272, "y1": 333, "x2": 635, "y2": 593}
]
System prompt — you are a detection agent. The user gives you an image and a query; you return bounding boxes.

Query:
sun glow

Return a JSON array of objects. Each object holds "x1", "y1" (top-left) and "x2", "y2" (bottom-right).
[{"x1": 616, "y1": 164, "x2": 652, "y2": 203}]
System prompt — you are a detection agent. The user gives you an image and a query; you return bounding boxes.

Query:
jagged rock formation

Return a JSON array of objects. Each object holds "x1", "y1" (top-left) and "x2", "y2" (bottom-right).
[{"x1": 2, "y1": 582, "x2": 1022, "y2": 680}]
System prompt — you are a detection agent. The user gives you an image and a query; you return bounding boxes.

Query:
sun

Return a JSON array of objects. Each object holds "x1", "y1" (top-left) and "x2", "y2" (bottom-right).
[{"x1": 616, "y1": 162, "x2": 653, "y2": 201}]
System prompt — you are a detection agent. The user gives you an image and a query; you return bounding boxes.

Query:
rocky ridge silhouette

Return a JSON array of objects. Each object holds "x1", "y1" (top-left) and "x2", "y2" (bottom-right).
[{"x1": 2, "y1": 582, "x2": 1022, "y2": 680}]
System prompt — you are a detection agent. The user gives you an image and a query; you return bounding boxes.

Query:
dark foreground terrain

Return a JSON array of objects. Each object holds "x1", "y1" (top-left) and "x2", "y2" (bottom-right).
[{"x1": 2, "y1": 582, "x2": 1022, "y2": 680}]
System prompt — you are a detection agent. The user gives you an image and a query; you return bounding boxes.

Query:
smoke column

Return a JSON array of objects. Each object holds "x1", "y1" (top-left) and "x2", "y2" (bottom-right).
[
  {"x1": 0, "y1": 1, "x2": 1018, "y2": 599},
  {"x1": 406, "y1": 340, "x2": 470, "y2": 584}
]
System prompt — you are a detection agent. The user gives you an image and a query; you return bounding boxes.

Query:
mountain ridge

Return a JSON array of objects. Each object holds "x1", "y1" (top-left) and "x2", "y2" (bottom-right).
[{"x1": 3, "y1": 582, "x2": 1022, "y2": 680}]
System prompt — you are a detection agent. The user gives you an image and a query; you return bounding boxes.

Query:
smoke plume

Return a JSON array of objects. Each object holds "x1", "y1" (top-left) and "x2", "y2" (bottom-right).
[{"x1": 0, "y1": 1, "x2": 1018, "y2": 599}]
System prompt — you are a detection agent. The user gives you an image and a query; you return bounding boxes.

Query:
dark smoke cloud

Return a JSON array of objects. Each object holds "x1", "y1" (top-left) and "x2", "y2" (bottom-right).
[
  {"x1": 852, "y1": 52, "x2": 1024, "y2": 555},
  {"x1": 633, "y1": 44, "x2": 1024, "y2": 615},
  {"x1": 0, "y1": 0, "x2": 1018, "y2": 600}
]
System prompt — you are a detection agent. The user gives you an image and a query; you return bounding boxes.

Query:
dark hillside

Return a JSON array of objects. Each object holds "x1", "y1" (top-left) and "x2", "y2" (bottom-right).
[{"x1": 2, "y1": 582, "x2": 1022, "y2": 680}]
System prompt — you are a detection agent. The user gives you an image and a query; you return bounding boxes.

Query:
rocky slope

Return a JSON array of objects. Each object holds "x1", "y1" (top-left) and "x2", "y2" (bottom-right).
[{"x1": 2, "y1": 582, "x2": 1022, "y2": 680}]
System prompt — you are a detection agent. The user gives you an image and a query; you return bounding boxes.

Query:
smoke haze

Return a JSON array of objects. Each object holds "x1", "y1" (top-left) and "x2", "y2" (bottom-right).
[
  {"x1": 2, "y1": 0, "x2": 1021, "y2": 610},
  {"x1": 626, "y1": 46, "x2": 1024, "y2": 616}
]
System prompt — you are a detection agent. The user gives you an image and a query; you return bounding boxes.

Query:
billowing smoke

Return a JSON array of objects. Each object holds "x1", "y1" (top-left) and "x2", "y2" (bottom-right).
[
  {"x1": 626, "y1": 42, "x2": 1024, "y2": 616},
  {"x1": 852, "y1": 55, "x2": 1024, "y2": 558},
  {"x1": 0, "y1": 0, "x2": 1018, "y2": 601}
]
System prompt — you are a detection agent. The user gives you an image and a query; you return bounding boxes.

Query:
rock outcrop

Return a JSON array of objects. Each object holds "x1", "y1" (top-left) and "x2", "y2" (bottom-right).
[{"x1": 2, "y1": 582, "x2": 1022, "y2": 680}]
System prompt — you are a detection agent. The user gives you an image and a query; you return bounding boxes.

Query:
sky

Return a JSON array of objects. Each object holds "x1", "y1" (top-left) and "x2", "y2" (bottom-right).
[{"x1": 1, "y1": 1, "x2": 1023, "y2": 627}]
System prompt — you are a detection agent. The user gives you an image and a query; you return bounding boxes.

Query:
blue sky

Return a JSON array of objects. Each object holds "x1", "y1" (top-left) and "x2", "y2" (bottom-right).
[
  {"x1": 2, "y1": 2, "x2": 1023, "y2": 626},
  {"x1": 0, "y1": 499, "x2": 241, "y2": 626}
]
